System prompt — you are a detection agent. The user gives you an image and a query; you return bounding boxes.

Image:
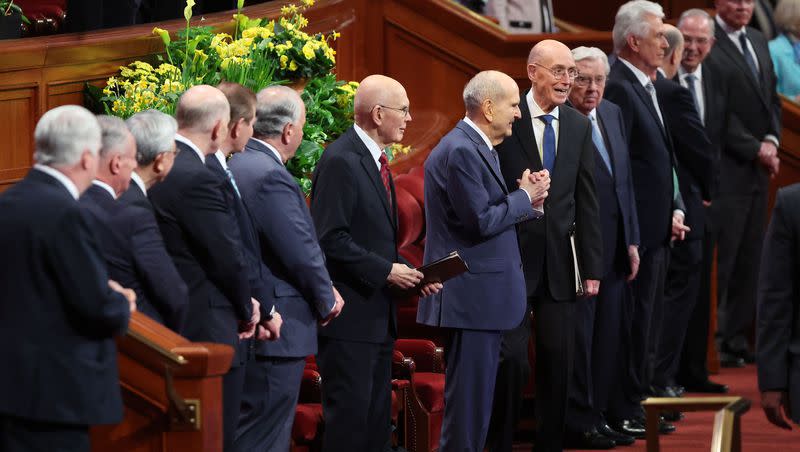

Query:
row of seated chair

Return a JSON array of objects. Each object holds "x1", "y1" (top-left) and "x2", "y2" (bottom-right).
[{"x1": 14, "y1": 0, "x2": 66, "y2": 36}]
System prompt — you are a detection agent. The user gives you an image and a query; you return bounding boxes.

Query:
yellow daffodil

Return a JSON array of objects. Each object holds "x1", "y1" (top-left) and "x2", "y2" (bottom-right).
[
  {"x1": 152, "y1": 27, "x2": 171, "y2": 45},
  {"x1": 280, "y1": 54, "x2": 289, "y2": 69},
  {"x1": 302, "y1": 0, "x2": 315, "y2": 6},
  {"x1": 302, "y1": 41, "x2": 316, "y2": 60},
  {"x1": 289, "y1": 60, "x2": 298, "y2": 71},
  {"x1": 184, "y1": 0, "x2": 196, "y2": 22}
]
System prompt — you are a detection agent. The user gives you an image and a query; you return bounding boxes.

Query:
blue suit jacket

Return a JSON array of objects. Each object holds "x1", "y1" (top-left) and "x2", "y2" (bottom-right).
[
  {"x1": 417, "y1": 121, "x2": 535, "y2": 331},
  {"x1": 229, "y1": 138, "x2": 335, "y2": 358},
  {"x1": 0, "y1": 170, "x2": 129, "y2": 425},
  {"x1": 594, "y1": 100, "x2": 640, "y2": 274}
]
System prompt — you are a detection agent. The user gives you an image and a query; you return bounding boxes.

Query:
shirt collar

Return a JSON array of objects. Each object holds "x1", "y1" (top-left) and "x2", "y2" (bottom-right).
[
  {"x1": 175, "y1": 133, "x2": 206, "y2": 164},
  {"x1": 618, "y1": 57, "x2": 653, "y2": 88},
  {"x1": 527, "y1": 90, "x2": 560, "y2": 119},
  {"x1": 214, "y1": 150, "x2": 228, "y2": 170},
  {"x1": 92, "y1": 179, "x2": 117, "y2": 199},
  {"x1": 353, "y1": 123, "x2": 385, "y2": 165},
  {"x1": 251, "y1": 137, "x2": 284, "y2": 166},
  {"x1": 678, "y1": 63, "x2": 703, "y2": 79},
  {"x1": 715, "y1": 14, "x2": 744, "y2": 35},
  {"x1": 462, "y1": 116, "x2": 494, "y2": 150},
  {"x1": 33, "y1": 164, "x2": 80, "y2": 200},
  {"x1": 130, "y1": 171, "x2": 147, "y2": 195},
  {"x1": 588, "y1": 107, "x2": 598, "y2": 122}
]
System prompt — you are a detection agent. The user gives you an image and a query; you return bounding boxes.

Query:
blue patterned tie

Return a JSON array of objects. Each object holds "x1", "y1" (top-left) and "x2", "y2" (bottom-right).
[
  {"x1": 684, "y1": 74, "x2": 702, "y2": 124},
  {"x1": 225, "y1": 167, "x2": 241, "y2": 198},
  {"x1": 539, "y1": 114, "x2": 556, "y2": 173},
  {"x1": 739, "y1": 32, "x2": 759, "y2": 80},
  {"x1": 590, "y1": 115, "x2": 613, "y2": 175}
]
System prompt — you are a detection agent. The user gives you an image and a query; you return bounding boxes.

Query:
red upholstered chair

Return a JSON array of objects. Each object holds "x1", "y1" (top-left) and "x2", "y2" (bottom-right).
[
  {"x1": 394, "y1": 339, "x2": 446, "y2": 452},
  {"x1": 292, "y1": 366, "x2": 324, "y2": 452},
  {"x1": 15, "y1": 0, "x2": 67, "y2": 36},
  {"x1": 395, "y1": 173, "x2": 424, "y2": 210}
]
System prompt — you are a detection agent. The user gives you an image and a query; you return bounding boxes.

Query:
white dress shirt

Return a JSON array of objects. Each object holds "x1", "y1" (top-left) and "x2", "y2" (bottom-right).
[
  {"x1": 175, "y1": 133, "x2": 206, "y2": 164},
  {"x1": 618, "y1": 57, "x2": 665, "y2": 127},
  {"x1": 33, "y1": 164, "x2": 79, "y2": 200},
  {"x1": 678, "y1": 64, "x2": 706, "y2": 124},
  {"x1": 130, "y1": 171, "x2": 147, "y2": 195},
  {"x1": 715, "y1": 15, "x2": 760, "y2": 72},
  {"x1": 526, "y1": 90, "x2": 560, "y2": 162},
  {"x1": 92, "y1": 179, "x2": 117, "y2": 199},
  {"x1": 353, "y1": 124, "x2": 385, "y2": 170}
]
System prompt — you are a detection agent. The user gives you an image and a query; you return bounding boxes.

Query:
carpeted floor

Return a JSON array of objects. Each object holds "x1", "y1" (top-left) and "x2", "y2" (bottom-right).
[{"x1": 513, "y1": 364, "x2": 800, "y2": 451}]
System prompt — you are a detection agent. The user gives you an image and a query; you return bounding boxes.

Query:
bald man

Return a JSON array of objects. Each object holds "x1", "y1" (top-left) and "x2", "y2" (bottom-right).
[
  {"x1": 419, "y1": 70, "x2": 549, "y2": 452},
  {"x1": 492, "y1": 40, "x2": 602, "y2": 452},
  {"x1": 148, "y1": 85, "x2": 260, "y2": 451},
  {"x1": 312, "y1": 75, "x2": 440, "y2": 452}
]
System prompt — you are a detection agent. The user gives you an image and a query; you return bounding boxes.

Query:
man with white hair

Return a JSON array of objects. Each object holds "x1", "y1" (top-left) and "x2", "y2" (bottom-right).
[
  {"x1": 111, "y1": 109, "x2": 189, "y2": 332},
  {"x1": 148, "y1": 85, "x2": 260, "y2": 451},
  {"x1": 0, "y1": 105, "x2": 135, "y2": 451},
  {"x1": 604, "y1": 0, "x2": 682, "y2": 436},
  {"x1": 564, "y1": 46, "x2": 640, "y2": 449}
]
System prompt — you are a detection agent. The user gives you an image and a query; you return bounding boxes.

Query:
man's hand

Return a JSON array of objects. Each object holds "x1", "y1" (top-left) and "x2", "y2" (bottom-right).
[
  {"x1": 320, "y1": 286, "x2": 345, "y2": 326},
  {"x1": 671, "y1": 212, "x2": 690, "y2": 242},
  {"x1": 257, "y1": 311, "x2": 282, "y2": 341},
  {"x1": 761, "y1": 391, "x2": 793, "y2": 430},
  {"x1": 768, "y1": 155, "x2": 780, "y2": 178},
  {"x1": 518, "y1": 169, "x2": 550, "y2": 209},
  {"x1": 419, "y1": 282, "x2": 443, "y2": 297},
  {"x1": 109, "y1": 279, "x2": 137, "y2": 313},
  {"x1": 387, "y1": 263, "x2": 423, "y2": 289},
  {"x1": 238, "y1": 298, "x2": 261, "y2": 340},
  {"x1": 583, "y1": 279, "x2": 600, "y2": 297},
  {"x1": 627, "y1": 245, "x2": 640, "y2": 282}
]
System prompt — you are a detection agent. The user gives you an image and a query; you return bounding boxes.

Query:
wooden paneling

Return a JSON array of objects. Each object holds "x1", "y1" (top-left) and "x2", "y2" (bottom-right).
[{"x1": 553, "y1": 0, "x2": 713, "y2": 31}]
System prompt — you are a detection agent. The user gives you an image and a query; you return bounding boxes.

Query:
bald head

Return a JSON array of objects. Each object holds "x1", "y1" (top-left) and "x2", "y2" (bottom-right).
[
  {"x1": 661, "y1": 23, "x2": 685, "y2": 78},
  {"x1": 176, "y1": 85, "x2": 230, "y2": 134},
  {"x1": 463, "y1": 70, "x2": 521, "y2": 146},
  {"x1": 353, "y1": 74, "x2": 411, "y2": 149},
  {"x1": 528, "y1": 39, "x2": 573, "y2": 66},
  {"x1": 527, "y1": 39, "x2": 576, "y2": 112}
]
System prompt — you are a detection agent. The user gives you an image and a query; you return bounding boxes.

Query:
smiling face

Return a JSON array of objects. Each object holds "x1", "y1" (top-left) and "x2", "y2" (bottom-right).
[
  {"x1": 569, "y1": 58, "x2": 606, "y2": 116},
  {"x1": 528, "y1": 42, "x2": 576, "y2": 112},
  {"x1": 680, "y1": 14, "x2": 715, "y2": 72},
  {"x1": 488, "y1": 76, "x2": 522, "y2": 143},
  {"x1": 716, "y1": 0, "x2": 755, "y2": 29}
]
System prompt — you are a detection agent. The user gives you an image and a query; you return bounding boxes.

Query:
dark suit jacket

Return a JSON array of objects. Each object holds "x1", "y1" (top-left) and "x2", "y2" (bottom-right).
[
  {"x1": 710, "y1": 24, "x2": 781, "y2": 196},
  {"x1": 119, "y1": 180, "x2": 151, "y2": 212},
  {"x1": 496, "y1": 95, "x2": 602, "y2": 300},
  {"x1": 593, "y1": 100, "x2": 640, "y2": 275},
  {"x1": 0, "y1": 169, "x2": 129, "y2": 425},
  {"x1": 417, "y1": 120, "x2": 534, "y2": 330},
  {"x1": 311, "y1": 126, "x2": 399, "y2": 344},
  {"x1": 756, "y1": 183, "x2": 800, "y2": 422},
  {"x1": 148, "y1": 141, "x2": 252, "y2": 349},
  {"x1": 655, "y1": 76, "x2": 713, "y2": 244},
  {"x1": 230, "y1": 139, "x2": 336, "y2": 358},
  {"x1": 605, "y1": 60, "x2": 676, "y2": 250}
]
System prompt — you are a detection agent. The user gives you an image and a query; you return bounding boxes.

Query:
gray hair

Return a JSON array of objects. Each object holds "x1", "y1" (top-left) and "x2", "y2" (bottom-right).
[
  {"x1": 612, "y1": 0, "x2": 665, "y2": 54},
  {"x1": 677, "y1": 8, "x2": 715, "y2": 36},
  {"x1": 96, "y1": 115, "x2": 131, "y2": 159},
  {"x1": 126, "y1": 110, "x2": 178, "y2": 166},
  {"x1": 34, "y1": 105, "x2": 101, "y2": 167},
  {"x1": 571, "y1": 46, "x2": 611, "y2": 74},
  {"x1": 463, "y1": 71, "x2": 506, "y2": 115},
  {"x1": 774, "y1": 0, "x2": 800, "y2": 35},
  {"x1": 253, "y1": 85, "x2": 303, "y2": 139},
  {"x1": 664, "y1": 25, "x2": 685, "y2": 58}
]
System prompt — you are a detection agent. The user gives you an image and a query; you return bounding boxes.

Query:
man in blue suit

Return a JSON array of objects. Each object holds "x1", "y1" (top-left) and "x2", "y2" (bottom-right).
[
  {"x1": 564, "y1": 46, "x2": 640, "y2": 449},
  {"x1": 0, "y1": 105, "x2": 134, "y2": 451},
  {"x1": 229, "y1": 85, "x2": 342, "y2": 452},
  {"x1": 418, "y1": 70, "x2": 550, "y2": 452},
  {"x1": 118, "y1": 110, "x2": 189, "y2": 331}
]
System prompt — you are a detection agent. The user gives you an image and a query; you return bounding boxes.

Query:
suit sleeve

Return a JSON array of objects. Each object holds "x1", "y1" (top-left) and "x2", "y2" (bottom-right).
[
  {"x1": 312, "y1": 153, "x2": 394, "y2": 291},
  {"x1": 446, "y1": 143, "x2": 535, "y2": 239},
  {"x1": 178, "y1": 175, "x2": 252, "y2": 322},
  {"x1": 50, "y1": 207, "x2": 130, "y2": 337},
  {"x1": 603, "y1": 83, "x2": 635, "y2": 148},
  {"x1": 669, "y1": 86, "x2": 713, "y2": 201},
  {"x1": 756, "y1": 189, "x2": 796, "y2": 392},
  {"x1": 616, "y1": 106, "x2": 640, "y2": 246},
  {"x1": 255, "y1": 171, "x2": 335, "y2": 318},
  {"x1": 129, "y1": 208, "x2": 189, "y2": 332},
  {"x1": 574, "y1": 121, "x2": 603, "y2": 280}
]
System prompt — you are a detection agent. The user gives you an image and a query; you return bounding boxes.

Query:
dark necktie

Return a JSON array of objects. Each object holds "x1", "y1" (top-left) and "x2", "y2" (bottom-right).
[
  {"x1": 379, "y1": 152, "x2": 392, "y2": 210},
  {"x1": 739, "y1": 32, "x2": 760, "y2": 80},
  {"x1": 684, "y1": 74, "x2": 703, "y2": 124},
  {"x1": 539, "y1": 114, "x2": 556, "y2": 173}
]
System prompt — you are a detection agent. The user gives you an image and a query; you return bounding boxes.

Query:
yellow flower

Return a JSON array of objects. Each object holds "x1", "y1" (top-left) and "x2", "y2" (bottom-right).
[
  {"x1": 112, "y1": 100, "x2": 125, "y2": 113},
  {"x1": 302, "y1": 0, "x2": 315, "y2": 6},
  {"x1": 184, "y1": 0, "x2": 196, "y2": 22},
  {"x1": 280, "y1": 54, "x2": 289, "y2": 69},
  {"x1": 296, "y1": 15, "x2": 309, "y2": 28},
  {"x1": 289, "y1": 60, "x2": 298, "y2": 71},
  {"x1": 332, "y1": 31, "x2": 341, "y2": 39},
  {"x1": 302, "y1": 41, "x2": 316, "y2": 59},
  {"x1": 152, "y1": 27, "x2": 171, "y2": 45},
  {"x1": 280, "y1": 4, "x2": 298, "y2": 15}
]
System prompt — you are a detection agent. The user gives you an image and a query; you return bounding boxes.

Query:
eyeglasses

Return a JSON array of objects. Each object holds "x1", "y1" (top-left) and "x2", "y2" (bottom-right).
[
  {"x1": 376, "y1": 104, "x2": 410, "y2": 118},
  {"x1": 683, "y1": 36, "x2": 711, "y2": 46},
  {"x1": 533, "y1": 62, "x2": 579, "y2": 81},
  {"x1": 574, "y1": 75, "x2": 606, "y2": 87}
]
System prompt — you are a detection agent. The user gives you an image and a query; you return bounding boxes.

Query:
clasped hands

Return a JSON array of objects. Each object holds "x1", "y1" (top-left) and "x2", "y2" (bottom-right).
[
  {"x1": 387, "y1": 263, "x2": 443, "y2": 297},
  {"x1": 758, "y1": 141, "x2": 780, "y2": 178},
  {"x1": 238, "y1": 298, "x2": 283, "y2": 341},
  {"x1": 517, "y1": 169, "x2": 550, "y2": 209}
]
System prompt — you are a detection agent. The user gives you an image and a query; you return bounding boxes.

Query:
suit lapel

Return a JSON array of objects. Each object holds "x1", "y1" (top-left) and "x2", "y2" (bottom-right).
[
  {"x1": 614, "y1": 62, "x2": 667, "y2": 139},
  {"x1": 714, "y1": 26, "x2": 769, "y2": 110},
  {"x1": 457, "y1": 121, "x2": 508, "y2": 194},
  {"x1": 515, "y1": 96, "x2": 543, "y2": 170},
  {"x1": 348, "y1": 129, "x2": 395, "y2": 226}
]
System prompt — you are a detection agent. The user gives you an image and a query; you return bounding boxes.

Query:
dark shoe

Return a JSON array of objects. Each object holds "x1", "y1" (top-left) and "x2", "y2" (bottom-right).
[
  {"x1": 564, "y1": 428, "x2": 616, "y2": 449},
  {"x1": 734, "y1": 348, "x2": 755, "y2": 364},
  {"x1": 660, "y1": 410, "x2": 684, "y2": 422},
  {"x1": 719, "y1": 352, "x2": 746, "y2": 368},
  {"x1": 650, "y1": 385, "x2": 681, "y2": 398},
  {"x1": 683, "y1": 379, "x2": 728, "y2": 394},
  {"x1": 668, "y1": 385, "x2": 686, "y2": 396},
  {"x1": 658, "y1": 416, "x2": 677, "y2": 434},
  {"x1": 612, "y1": 419, "x2": 645, "y2": 440},
  {"x1": 597, "y1": 423, "x2": 635, "y2": 446}
]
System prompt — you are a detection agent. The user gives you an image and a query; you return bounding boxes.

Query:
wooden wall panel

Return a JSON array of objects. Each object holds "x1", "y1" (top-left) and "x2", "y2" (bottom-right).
[
  {"x1": 0, "y1": 85, "x2": 37, "y2": 190},
  {"x1": 553, "y1": 0, "x2": 713, "y2": 31}
]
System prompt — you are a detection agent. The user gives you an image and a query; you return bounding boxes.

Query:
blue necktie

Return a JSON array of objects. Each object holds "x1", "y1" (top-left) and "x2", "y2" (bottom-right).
[
  {"x1": 684, "y1": 74, "x2": 702, "y2": 124},
  {"x1": 225, "y1": 167, "x2": 241, "y2": 198},
  {"x1": 539, "y1": 114, "x2": 556, "y2": 173},
  {"x1": 739, "y1": 32, "x2": 759, "y2": 81},
  {"x1": 590, "y1": 115, "x2": 613, "y2": 175}
]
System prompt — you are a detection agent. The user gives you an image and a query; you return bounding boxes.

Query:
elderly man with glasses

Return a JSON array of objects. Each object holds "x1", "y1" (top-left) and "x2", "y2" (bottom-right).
[{"x1": 488, "y1": 39, "x2": 603, "y2": 452}]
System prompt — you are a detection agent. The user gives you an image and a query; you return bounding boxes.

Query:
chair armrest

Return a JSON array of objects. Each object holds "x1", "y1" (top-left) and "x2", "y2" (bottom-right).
[
  {"x1": 396, "y1": 338, "x2": 445, "y2": 373},
  {"x1": 298, "y1": 367, "x2": 322, "y2": 404}
]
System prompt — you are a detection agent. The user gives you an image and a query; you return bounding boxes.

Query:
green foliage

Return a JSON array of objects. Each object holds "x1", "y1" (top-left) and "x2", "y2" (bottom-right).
[{"x1": 1, "y1": 1, "x2": 30, "y2": 24}]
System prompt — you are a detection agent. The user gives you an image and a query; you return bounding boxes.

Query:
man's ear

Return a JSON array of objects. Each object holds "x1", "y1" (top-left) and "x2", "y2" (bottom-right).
[
  {"x1": 80, "y1": 149, "x2": 95, "y2": 171},
  {"x1": 211, "y1": 119, "x2": 224, "y2": 142},
  {"x1": 153, "y1": 153, "x2": 166, "y2": 174},
  {"x1": 281, "y1": 122, "x2": 293, "y2": 145},
  {"x1": 231, "y1": 117, "x2": 246, "y2": 139},
  {"x1": 482, "y1": 98, "x2": 494, "y2": 123},
  {"x1": 527, "y1": 63, "x2": 536, "y2": 82},
  {"x1": 627, "y1": 34, "x2": 640, "y2": 53},
  {"x1": 109, "y1": 153, "x2": 122, "y2": 175}
]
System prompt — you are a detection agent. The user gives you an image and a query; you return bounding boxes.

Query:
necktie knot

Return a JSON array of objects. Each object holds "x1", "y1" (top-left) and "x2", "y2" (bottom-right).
[
  {"x1": 379, "y1": 152, "x2": 388, "y2": 166},
  {"x1": 685, "y1": 74, "x2": 696, "y2": 84},
  {"x1": 378, "y1": 152, "x2": 392, "y2": 212},
  {"x1": 538, "y1": 114, "x2": 555, "y2": 126},
  {"x1": 645, "y1": 82, "x2": 655, "y2": 94}
]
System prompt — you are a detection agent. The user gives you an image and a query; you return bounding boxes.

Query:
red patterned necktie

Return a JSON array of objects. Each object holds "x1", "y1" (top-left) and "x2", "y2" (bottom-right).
[{"x1": 379, "y1": 152, "x2": 392, "y2": 210}]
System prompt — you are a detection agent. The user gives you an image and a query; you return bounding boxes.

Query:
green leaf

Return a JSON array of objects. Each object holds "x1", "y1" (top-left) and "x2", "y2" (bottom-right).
[{"x1": 237, "y1": 0, "x2": 245, "y2": 10}]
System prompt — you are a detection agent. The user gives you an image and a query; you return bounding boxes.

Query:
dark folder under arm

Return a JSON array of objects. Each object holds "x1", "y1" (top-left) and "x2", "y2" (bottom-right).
[{"x1": 400, "y1": 251, "x2": 469, "y2": 296}]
